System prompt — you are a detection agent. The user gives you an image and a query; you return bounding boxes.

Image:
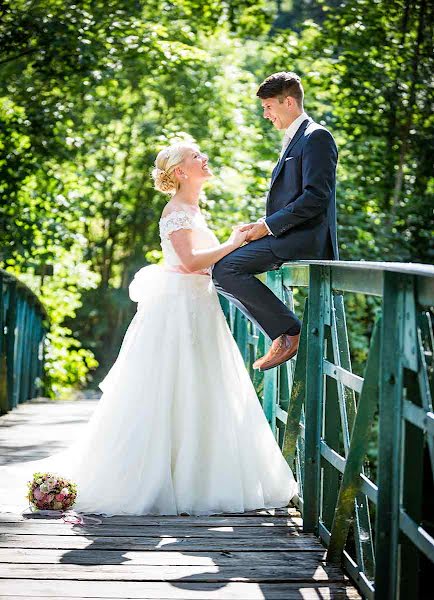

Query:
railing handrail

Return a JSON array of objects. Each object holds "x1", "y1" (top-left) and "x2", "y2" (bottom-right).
[
  {"x1": 280, "y1": 260, "x2": 434, "y2": 278},
  {"x1": 0, "y1": 267, "x2": 49, "y2": 321},
  {"x1": 275, "y1": 261, "x2": 434, "y2": 305}
]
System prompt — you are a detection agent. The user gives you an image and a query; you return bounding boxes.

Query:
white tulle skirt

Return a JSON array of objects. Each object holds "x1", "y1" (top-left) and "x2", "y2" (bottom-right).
[{"x1": 0, "y1": 265, "x2": 298, "y2": 516}]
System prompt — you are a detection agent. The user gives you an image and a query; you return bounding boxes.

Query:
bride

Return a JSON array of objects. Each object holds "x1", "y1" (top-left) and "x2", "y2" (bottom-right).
[{"x1": 0, "y1": 142, "x2": 298, "y2": 516}]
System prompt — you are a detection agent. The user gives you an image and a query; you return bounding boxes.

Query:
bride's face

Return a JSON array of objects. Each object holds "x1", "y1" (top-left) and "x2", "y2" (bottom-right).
[{"x1": 180, "y1": 147, "x2": 212, "y2": 182}]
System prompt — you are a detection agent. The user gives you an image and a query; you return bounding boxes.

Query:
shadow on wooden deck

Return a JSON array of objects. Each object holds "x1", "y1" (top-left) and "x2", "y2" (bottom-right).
[{"x1": 0, "y1": 400, "x2": 361, "y2": 599}]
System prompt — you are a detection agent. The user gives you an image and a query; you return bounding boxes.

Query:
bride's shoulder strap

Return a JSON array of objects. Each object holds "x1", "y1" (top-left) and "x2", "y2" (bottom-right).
[{"x1": 159, "y1": 209, "x2": 195, "y2": 240}]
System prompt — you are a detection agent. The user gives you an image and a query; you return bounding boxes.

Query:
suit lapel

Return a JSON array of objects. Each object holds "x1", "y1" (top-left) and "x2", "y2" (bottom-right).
[{"x1": 269, "y1": 118, "x2": 311, "y2": 189}]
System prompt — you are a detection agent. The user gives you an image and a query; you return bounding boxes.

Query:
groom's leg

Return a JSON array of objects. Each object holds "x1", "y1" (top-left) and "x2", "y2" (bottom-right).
[{"x1": 212, "y1": 237, "x2": 301, "y2": 340}]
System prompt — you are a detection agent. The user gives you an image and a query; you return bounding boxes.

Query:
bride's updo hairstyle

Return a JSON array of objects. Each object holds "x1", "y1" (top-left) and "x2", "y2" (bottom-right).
[{"x1": 152, "y1": 143, "x2": 194, "y2": 196}]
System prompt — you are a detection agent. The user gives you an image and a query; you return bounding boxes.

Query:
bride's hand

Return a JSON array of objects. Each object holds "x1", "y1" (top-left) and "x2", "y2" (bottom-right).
[
  {"x1": 228, "y1": 225, "x2": 249, "y2": 248},
  {"x1": 237, "y1": 223, "x2": 256, "y2": 232}
]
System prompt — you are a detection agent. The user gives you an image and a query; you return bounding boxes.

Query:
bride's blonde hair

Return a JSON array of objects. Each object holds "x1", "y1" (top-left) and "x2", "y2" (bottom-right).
[{"x1": 152, "y1": 143, "x2": 196, "y2": 195}]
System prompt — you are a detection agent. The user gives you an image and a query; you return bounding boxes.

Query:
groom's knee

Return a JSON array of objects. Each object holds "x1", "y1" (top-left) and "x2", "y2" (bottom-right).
[{"x1": 212, "y1": 256, "x2": 237, "y2": 287}]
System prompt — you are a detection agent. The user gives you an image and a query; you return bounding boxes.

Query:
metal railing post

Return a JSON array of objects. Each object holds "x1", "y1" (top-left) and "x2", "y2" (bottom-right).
[
  {"x1": 303, "y1": 264, "x2": 328, "y2": 533},
  {"x1": 375, "y1": 271, "x2": 406, "y2": 599}
]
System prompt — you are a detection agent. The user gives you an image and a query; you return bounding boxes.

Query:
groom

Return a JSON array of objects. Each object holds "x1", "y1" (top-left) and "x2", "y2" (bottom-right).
[{"x1": 212, "y1": 71, "x2": 338, "y2": 371}]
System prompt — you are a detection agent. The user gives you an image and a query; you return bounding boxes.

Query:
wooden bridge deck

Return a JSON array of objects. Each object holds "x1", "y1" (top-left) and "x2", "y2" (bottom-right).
[{"x1": 0, "y1": 400, "x2": 361, "y2": 599}]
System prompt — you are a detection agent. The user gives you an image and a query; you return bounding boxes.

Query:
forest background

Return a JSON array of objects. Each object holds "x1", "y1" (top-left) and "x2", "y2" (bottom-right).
[{"x1": 0, "y1": 0, "x2": 433, "y2": 397}]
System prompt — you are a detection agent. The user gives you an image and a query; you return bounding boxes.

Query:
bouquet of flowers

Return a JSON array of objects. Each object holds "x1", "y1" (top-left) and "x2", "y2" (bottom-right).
[{"x1": 27, "y1": 472, "x2": 77, "y2": 511}]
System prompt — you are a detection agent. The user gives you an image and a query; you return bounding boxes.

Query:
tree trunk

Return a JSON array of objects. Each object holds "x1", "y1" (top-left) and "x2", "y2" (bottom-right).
[
  {"x1": 383, "y1": 0, "x2": 411, "y2": 211},
  {"x1": 389, "y1": 0, "x2": 426, "y2": 220}
]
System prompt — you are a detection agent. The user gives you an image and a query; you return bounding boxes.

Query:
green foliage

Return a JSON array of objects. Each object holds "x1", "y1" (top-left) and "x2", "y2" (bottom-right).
[
  {"x1": 0, "y1": 0, "x2": 432, "y2": 395},
  {"x1": 11, "y1": 246, "x2": 99, "y2": 398}
]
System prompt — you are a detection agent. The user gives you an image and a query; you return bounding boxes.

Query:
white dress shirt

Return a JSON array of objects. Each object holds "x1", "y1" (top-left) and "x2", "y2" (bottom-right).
[
  {"x1": 279, "y1": 111, "x2": 309, "y2": 158},
  {"x1": 259, "y1": 111, "x2": 309, "y2": 235}
]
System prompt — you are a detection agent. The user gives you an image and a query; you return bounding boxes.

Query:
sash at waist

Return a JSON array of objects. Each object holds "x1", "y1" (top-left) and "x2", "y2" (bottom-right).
[{"x1": 163, "y1": 265, "x2": 211, "y2": 277}]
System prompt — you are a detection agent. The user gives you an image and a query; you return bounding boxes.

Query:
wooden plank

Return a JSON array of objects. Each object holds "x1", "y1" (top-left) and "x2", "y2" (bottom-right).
[
  {"x1": 0, "y1": 580, "x2": 362, "y2": 599},
  {"x1": 0, "y1": 559, "x2": 348, "y2": 582},
  {"x1": 0, "y1": 548, "x2": 327, "y2": 566},
  {"x1": 191, "y1": 507, "x2": 299, "y2": 517},
  {"x1": 0, "y1": 534, "x2": 323, "y2": 551},
  {"x1": 0, "y1": 514, "x2": 302, "y2": 527},
  {"x1": 0, "y1": 524, "x2": 301, "y2": 537}
]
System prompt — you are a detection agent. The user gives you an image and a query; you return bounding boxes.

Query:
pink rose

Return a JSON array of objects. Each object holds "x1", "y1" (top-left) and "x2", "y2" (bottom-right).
[
  {"x1": 55, "y1": 493, "x2": 65, "y2": 501},
  {"x1": 35, "y1": 495, "x2": 47, "y2": 508},
  {"x1": 33, "y1": 488, "x2": 44, "y2": 500}
]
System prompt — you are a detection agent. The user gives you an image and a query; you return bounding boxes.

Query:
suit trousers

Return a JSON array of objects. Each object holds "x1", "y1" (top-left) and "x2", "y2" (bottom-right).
[{"x1": 212, "y1": 236, "x2": 301, "y2": 340}]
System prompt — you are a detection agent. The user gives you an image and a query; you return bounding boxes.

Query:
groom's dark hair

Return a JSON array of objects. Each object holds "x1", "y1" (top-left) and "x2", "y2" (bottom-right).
[{"x1": 256, "y1": 72, "x2": 304, "y2": 107}]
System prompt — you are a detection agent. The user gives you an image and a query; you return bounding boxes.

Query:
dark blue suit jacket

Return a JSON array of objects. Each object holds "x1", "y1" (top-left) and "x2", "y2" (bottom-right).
[{"x1": 264, "y1": 117, "x2": 339, "y2": 260}]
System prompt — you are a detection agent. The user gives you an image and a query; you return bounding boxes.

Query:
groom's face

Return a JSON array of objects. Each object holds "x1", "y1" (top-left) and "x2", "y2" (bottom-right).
[{"x1": 261, "y1": 97, "x2": 292, "y2": 130}]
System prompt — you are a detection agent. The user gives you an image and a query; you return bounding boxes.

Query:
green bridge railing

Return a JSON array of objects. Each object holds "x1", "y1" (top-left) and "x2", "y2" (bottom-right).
[
  {"x1": 220, "y1": 260, "x2": 434, "y2": 600},
  {"x1": 0, "y1": 269, "x2": 49, "y2": 414}
]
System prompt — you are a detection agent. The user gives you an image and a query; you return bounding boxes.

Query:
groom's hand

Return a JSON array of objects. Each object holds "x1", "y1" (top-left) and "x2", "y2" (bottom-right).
[{"x1": 242, "y1": 222, "x2": 268, "y2": 242}]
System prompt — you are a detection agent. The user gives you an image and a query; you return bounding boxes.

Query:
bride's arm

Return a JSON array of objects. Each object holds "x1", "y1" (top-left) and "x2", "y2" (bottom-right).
[{"x1": 169, "y1": 228, "x2": 246, "y2": 272}]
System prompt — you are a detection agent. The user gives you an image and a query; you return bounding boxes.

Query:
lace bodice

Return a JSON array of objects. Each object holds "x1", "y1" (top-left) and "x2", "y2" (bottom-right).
[{"x1": 159, "y1": 209, "x2": 213, "y2": 275}]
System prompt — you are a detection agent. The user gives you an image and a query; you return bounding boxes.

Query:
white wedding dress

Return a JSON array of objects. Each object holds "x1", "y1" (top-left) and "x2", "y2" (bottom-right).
[{"x1": 0, "y1": 209, "x2": 298, "y2": 516}]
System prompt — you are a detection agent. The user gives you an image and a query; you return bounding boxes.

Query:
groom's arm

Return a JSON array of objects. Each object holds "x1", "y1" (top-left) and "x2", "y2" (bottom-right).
[{"x1": 264, "y1": 129, "x2": 337, "y2": 236}]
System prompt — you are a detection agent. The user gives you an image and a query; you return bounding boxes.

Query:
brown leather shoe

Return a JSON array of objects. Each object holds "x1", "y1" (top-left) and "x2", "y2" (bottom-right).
[{"x1": 253, "y1": 333, "x2": 300, "y2": 371}]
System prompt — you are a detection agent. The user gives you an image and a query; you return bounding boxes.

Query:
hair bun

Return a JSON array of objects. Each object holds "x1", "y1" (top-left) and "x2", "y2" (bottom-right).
[
  {"x1": 152, "y1": 142, "x2": 196, "y2": 196},
  {"x1": 152, "y1": 167, "x2": 176, "y2": 195}
]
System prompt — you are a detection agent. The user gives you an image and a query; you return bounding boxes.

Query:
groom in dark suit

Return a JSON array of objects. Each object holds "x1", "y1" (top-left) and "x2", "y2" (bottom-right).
[{"x1": 212, "y1": 72, "x2": 338, "y2": 371}]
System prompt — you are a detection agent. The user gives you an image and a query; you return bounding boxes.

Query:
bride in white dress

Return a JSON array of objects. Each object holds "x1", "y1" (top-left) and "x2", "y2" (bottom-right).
[{"x1": 0, "y1": 142, "x2": 298, "y2": 516}]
